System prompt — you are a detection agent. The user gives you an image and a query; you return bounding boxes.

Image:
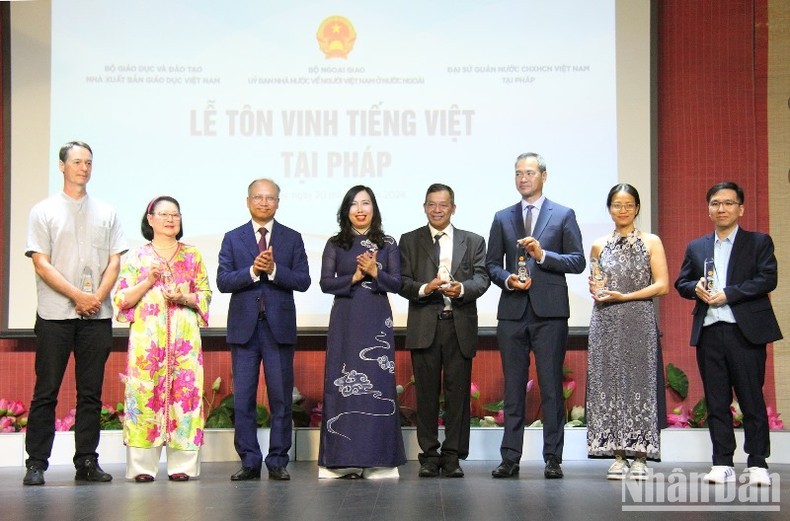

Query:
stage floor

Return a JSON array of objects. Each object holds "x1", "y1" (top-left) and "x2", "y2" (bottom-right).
[{"x1": 3, "y1": 460, "x2": 787, "y2": 520}]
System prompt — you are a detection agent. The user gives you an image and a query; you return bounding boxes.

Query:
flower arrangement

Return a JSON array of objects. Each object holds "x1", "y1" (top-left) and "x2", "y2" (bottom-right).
[
  {"x1": 204, "y1": 376, "x2": 271, "y2": 429},
  {"x1": 665, "y1": 363, "x2": 783, "y2": 430},
  {"x1": 395, "y1": 370, "x2": 586, "y2": 428},
  {"x1": 0, "y1": 399, "x2": 27, "y2": 432}
]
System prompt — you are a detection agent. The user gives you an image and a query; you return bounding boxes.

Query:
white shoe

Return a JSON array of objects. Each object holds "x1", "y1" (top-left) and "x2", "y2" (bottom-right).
[
  {"x1": 317, "y1": 466, "x2": 363, "y2": 479},
  {"x1": 748, "y1": 467, "x2": 771, "y2": 486},
  {"x1": 630, "y1": 458, "x2": 649, "y2": 480},
  {"x1": 703, "y1": 465, "x2": 735, "y2": 484},
  {"x1": 361, "y1": 467, "x2": 399, "y2": 479},
  {"x1": 606, "y1": 456, "x2": 630, "y2": 480}
]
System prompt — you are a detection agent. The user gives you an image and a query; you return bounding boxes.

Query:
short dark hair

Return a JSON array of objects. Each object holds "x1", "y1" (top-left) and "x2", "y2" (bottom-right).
[
  {"x1": 706, "y1": 181, "x2": 744, "y2": 204},
  {"x1": 424, "y1": 183, "x2": 455, "y2": 205},
  {"x1": 141, "y1": 196, "x2": 184, "y2": 240},
  {"x1": 514, "y1": 152, "x2": 546, "y2": 173},
  {"x1": 59, "y1": 141, "x2": 92, "y2": 162},
  {"x1": 606, "y1": 183, "x2": 641, "y2": 216}
]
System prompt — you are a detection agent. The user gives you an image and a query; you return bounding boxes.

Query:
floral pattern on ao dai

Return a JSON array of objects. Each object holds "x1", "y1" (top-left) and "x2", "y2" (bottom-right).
[{"x1": 114, "y1": 243, "x2": 211, "y2": 450}]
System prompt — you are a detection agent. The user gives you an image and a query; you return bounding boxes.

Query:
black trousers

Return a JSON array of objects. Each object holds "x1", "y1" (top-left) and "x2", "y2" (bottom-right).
[
  {"x1": 697, "y1": 322, "x2": 769, "y2": 468},
  {"x1": 411, "y1": 318, "x2": 472, "y2": 466},
  {"x1": 25, "y1": 316, "x2": 112, "y2": 469}
]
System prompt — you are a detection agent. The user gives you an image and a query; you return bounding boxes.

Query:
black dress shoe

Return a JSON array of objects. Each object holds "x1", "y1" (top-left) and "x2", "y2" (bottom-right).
[
  {"x1": 74, "y1": 458, "x2": 113, "y2": 482},
  {"x1": 268, "y1": 467, "x2": 291, "y2": 481},
  {"x1": 442, "y1": 462, "x2": 464, "y2": 478},
  {"x1": 418, "y1": 462, "x2": 440, "y2": 478},
  {"x1": 491, "y1": 460, "x2": 520, "y2": 478},
  {"x1": 544, "y1": 456, "x2": 564, "y2": 479},
  {"x1": 23, "y1": 466, "x2": 45, "y2": 486},
  {"x1": 231, "y1": 466, "x2": 261, "y2": 481}
]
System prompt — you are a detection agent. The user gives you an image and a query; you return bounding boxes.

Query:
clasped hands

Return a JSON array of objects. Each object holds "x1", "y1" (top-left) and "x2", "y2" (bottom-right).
[
  {"x1": 425, "y1": 275, "x2": 462, "y2": 299},
  {"x1": 148, "y1": 261, "x2": 193, "y2": 307},
  {"x1": 74, "y1": 292, "x2": 102, "y2": 317},
  {"x1": 352, "y1": 250, "x2": 379, "y2": 283},
  {"x1": 253, "y1": 246, "x2": 275, "y2": 277},
  {"x1": 694, "y1": 277, "x2": 728, "y2": 307}
]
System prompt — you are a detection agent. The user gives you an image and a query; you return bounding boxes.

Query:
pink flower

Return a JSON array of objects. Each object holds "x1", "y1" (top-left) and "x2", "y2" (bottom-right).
[
  {"x1": 310, "y1": 402, "x2": 323, "y2": 428},
  {"x1": 0, "y1": 398, "x2": 9, "y2": 416},
  {"x1": 667, "y1": 406, "x2": 690, "y2": 428},
  {"x1": 470, "y1": 383, "x2": 480, "y2": 400},
  {"x1": 55, "y1": 408, "x2": 77, "y2": 431},
  {"x1": 562, "y1": 380, "x2": 576, "y2": 400},
  {"x1": 8, "y1": 400, "x2": 26, "y2": 417},
  {"x1": 0, "y1": 416, "x2": 15, "y2": 432},
  {"x1": 494, "y1": 409, "x2": 505, "y2": 426},
  {"x1": 767, "y1": 406, "x2": 784, "y2": 431}
]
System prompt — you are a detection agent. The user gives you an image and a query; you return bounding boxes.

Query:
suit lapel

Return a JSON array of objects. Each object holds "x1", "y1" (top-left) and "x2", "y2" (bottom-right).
[
  {"x1": 417, "y1": 226, "x2": 437, "y2": 266},
  {"x1": 451, "y1": 231, "x2": 467, "y2": 275},
  {"x1": 510, "y1": 203, "x2": 526, "y2": 237},
  {"x1": 726, "y1": 229, "x2": 748, "y2": 284},
  {"x1": 242, "y1": 220, "x2": 259, "y2": 259},
  {"x1": 532, "y1": 199, "x2": 551, "y2": 239}
]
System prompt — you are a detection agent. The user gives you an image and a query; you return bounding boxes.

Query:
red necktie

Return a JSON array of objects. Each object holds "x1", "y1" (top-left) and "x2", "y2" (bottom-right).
[{"x1": 258, "y1": 227, "x2": 268, "y2": 252}]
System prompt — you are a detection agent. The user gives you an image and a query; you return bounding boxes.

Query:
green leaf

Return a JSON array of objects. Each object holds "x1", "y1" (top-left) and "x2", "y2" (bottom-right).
[
  {"x1": 292, "y1": 403, "x2": 310, "y2": 428},
  {"x1": 205, "y1": 408, "x2": 233, "y2": 428},
  {"x1": 690, "y1": 397, "x2": 707, "y2": 427},
  {"x1": 101, "y1": 418, "x2": 123, "y2": 430},
  {"x1": 666, "y1": 363, "x2": 689, "y2": 399},
  {"x1": 483, "y1": 400, "x2": 505, "y2": 413},
  {"x1": 218, "y1": 394, "x2": 235, "y2": 411}
]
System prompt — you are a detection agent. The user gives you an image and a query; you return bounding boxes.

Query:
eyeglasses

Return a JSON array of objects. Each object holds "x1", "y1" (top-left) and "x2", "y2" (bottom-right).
[
  {"x1": 515, "y1": 170, "x2": 540, "y2": 178},
  {"x1": 708, "y1": 200, "x2": 740, "y2": 210},
  {"x1": 610, "y1": 203, "x2": 637, "y2": 212},
  {"x1": 250, "y1": 195, "x2": 278, "y2": 204},
  {"x1": 153, "y1": 212, "x2": 182, "y2": 220}
]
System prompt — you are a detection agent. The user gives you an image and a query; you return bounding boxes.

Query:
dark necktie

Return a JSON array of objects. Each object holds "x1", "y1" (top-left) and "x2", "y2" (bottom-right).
[
  {"x1": 434, "y1": 232, "x2": 444, "y2": 262},
  {"x1": 258, "y1": 228, "x2": 268, "y2": 313},
  {"x1": 524, "y1": 204, "x2": 534, "y2": 236},
  {"x1": 258, "y1": 227, "x2": 268, "y2": 252}
]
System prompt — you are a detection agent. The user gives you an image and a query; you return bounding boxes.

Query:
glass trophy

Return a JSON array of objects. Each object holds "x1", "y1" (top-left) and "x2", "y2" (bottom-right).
[
  {"x1": 437, "y1": 265, "x2": 453, "y2": 289},
  {"x1": 704, "y1": 257, "x2": 717, "y2": 294},
  {"x1": 160, "y1": 262, "x2": 176, "y2": 293},
  {"x1": 516, "y1": 248, "x2": 530, "y2": 282},
  {"x1": 80, "y1": 266, "x2": 94, "y2": 294},
  {"x1": 589, "y1": 257, "x2": 608, "y2": 297}
]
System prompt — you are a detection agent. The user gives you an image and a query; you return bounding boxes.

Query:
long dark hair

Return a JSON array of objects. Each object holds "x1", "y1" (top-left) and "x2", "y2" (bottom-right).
[
  {"x1": 330, "y1": 185, "x2": 385, "y2": 250},
  {"x1": 141, "y1": 196, "x2": 184, "y2": 240}
]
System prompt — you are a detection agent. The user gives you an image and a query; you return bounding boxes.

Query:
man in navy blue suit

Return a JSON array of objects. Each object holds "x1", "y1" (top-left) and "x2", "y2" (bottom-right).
[
  {"x1": 675, "y1": 181, "x2": 782, "y2": 487},
  {"x1": 217, "y1": 178, "x2": 311, "y2": 481},
  {"x1": 486, "y1": 152, "x2": 585, "y2": 479}
]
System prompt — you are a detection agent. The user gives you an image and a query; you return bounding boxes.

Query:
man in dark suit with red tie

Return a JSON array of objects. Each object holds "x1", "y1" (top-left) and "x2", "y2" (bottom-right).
[
  {"x1": 399, "y1": 183, "x2": 490, "y2": 478},
  {"x1": 675, "y1": 181, "x2": 782, "y2": 487},
  {"x1": 217, "y1": 178, "x2": 311, "y2": 481},
  {"x1": 486, "y1": 152, "x2": 585, "y2": 479}
]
